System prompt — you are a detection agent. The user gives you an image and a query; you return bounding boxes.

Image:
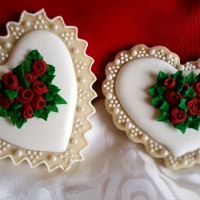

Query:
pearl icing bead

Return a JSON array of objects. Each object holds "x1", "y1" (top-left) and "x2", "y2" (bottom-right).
[
  {"x1": 149, "y1": 49, "x2": 155, "y2": 55},
  {"x1": 15, "y1": 150, "x2": 23, "y2": 157}
]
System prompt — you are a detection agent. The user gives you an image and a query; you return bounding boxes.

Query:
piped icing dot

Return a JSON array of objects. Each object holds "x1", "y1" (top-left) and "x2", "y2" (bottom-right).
[
  {"x1": 106, "y1": 74, "x2": 112, "y2": 80},
  {"x1": 79, "y1": 77, "x2": 86, "y2": 83},
  {"x1": 167, "y1": 53, "x2": 172, "y2": 59},
  {"x1": 4, "y1": 42, "x2": 11, "y2": 49},
  {"x1": 78, "y1": 106, "x2": 85, "y2": 113},
  {"x1": 114, "y1": 59, "x2": 120, "y2": 65},
  {"x1": 73, "y1": 48, "x2": 79, "y2": 54},
  {"x1": 50, "y1": 155, "x2": 57, "y2": 162},
  {"x1": 52, "y1": 24, "x2": 59, "y2": 30},
  {"x1": 149, "y1": 49, "x2": 155, "y2": 55},
  {"x1": 15, "y1": 150, "x2": 23, "y2": 157},
  {"x1": 25, "y1": 21, "x2": 31, "y2": 27},
  {"x1": 71, "y1": 139, "x2": 78, "y2": 144},
  {"x1": 131, "y1": 50, "x2": 137, "y2": 56},
  {"x1": 142, "y1": 134, "x2": 148, "y2": 141},
  {"x1": 161, "y1": 149, "x2": 168, "y2": 157},
  {"x1": 125, "y1": 122, "x2": 132, "y2": 129},
  {"x1": 106, "y1": 93, "x2": 112, "y2": 99}
]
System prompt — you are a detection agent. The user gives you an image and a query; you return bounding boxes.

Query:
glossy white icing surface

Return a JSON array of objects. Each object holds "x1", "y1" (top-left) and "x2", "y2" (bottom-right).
[
  {"x1": 116, "y1": 58, "x2": 200, "y2": 157},
  {"x1": 0, "y1": 30, "x2": 77, "y2": 152}
]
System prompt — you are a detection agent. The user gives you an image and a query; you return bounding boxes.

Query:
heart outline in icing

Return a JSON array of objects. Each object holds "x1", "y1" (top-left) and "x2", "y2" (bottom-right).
[
  {"x1": 102, "y1": 44, "x2": 200, "y2": 170},
  {"x1": 0, "y1": 10, "x2": 96, "y2": 172}
]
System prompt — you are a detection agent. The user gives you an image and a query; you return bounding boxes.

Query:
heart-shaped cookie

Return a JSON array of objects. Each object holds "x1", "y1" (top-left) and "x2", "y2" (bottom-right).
[
  {"x1": 102, "y1": 44, "x2": 200, "y2": 170},
  {"x1": 0, "y1": 10, "x2": 96, "y2": 171}
]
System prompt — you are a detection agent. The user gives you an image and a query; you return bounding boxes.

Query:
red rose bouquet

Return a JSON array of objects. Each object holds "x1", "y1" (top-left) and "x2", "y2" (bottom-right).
[
  {"x1": 149, "y1": 70, "x2": 200, "y2": 133},
  {"x1": 0, "y1": 50, "x2": 67, "y2": 129}
]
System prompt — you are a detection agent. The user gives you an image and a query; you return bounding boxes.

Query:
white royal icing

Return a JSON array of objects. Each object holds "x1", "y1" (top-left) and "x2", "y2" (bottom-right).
[
  {"x1": 116, "y1": 58, "x2": 200, "y2": 157},
  {"x1": 0, "y1": 30, "x2": 77, "y2": 152}
]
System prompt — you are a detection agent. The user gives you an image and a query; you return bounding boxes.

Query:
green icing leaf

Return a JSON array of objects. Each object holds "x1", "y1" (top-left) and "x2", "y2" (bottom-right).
[
  {"x1": 185, "y1": 71, "x2": 197, "y2": 84},
  {"x1": 152, "y1": 96, "x2": 163, "y2": 108},
  {"x1": 8, "y1": 109, "x2": 21, "y2": 126},
  {"x1": 157, "y1": 86, "x2": 167, "y2": 95},
  {"x1": 23, "y1": 60, "x2": 32, "y2": 72},
  {"x1": 33, "y1": 109, "x2": 43, "y2": 118},
  {"x1": 44, "y1": 91, "x2": 54, "y2": 101},
  {"x1": 157, "y1": 110, "x2": 170, "y2": 122},
  {"x1": 10, "y1": 101, "x2": 23, "y2": 110},
  {"x1": 148, "y1": 84, "x2": 157, "y2": 96},
  {"x1": 183, "y1": 87, "x2": 196, "y2": 98},
  {"x1": 173, "y1": 71, "x2": 184, "y2": 82},
  {"x1": 173, "y1": 122, "x2": 188, "y2": 134},
  {"x1": 0, "y1": 106, "x2": 8, "y2": 118},
  {"x1": 54, "y1": 94, "x2": 67, "y2": 105},
  {"x1": 4, "y1": 89, "x2": 18, "y2": 100},
  {"x1": 46, "y1": 104, "x2": 58, "y2": 113},
  {"x1": 174, "y1": 81, "x2": 184, "y2": 93},
  {"x1": 27, "y1": 50, "x2": 43, "y2": 60},
  {"x1": 157, "y1": 71, "x2": 170, "y2": 85},
  {"x1": 45, "y1": 75, "x2": 55, "y2": 86},
  {"x1": 12, "y1": 64, "x2": 25, "y2": 78},
  {"x1": 160, "y1": 99, "x2": 170, "y2": 111},
  {"x1": 49, "y1": 85, "x2": 60, "y2": 95},
  {"x1": 37, "y1": 75, "x2": 47, "y2": 82},
  {"x1": 189, "y1": 121, "x2": 200, "y2": 130},
  {"x1": 178, "y1": 98, "x2": 188, "y2": 112},
  {"x1": 16, "y1": 117, "x2": 27, "y2": 129},
  {"x1": 0, "y1": 81, "x2": 3, "y2": 91},
  {"x1": 19, "y1": 77, "x2": 30, "y2": 88},
  {"x1": 47, "y1": 65, "x2": 55, "y2": 75}
]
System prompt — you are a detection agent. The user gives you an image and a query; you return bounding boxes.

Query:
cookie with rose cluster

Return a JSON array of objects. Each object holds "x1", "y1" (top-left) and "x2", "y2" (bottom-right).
[
  {"x1": 0, "y1": 10, "x2": 96, "y2": 172},
  {"x1": 102, "y1": 44, "x2": 200, "y2": 170}
]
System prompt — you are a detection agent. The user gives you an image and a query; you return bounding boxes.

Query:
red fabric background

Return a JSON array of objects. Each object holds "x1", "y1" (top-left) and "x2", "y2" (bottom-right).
[{"x1": 0, "y1": 0, "x2": 200, "y2": 82}]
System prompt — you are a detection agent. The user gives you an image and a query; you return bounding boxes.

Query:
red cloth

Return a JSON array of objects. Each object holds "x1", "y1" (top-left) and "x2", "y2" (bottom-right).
[{"x1": 0, "y1": 0, "x2": 200, "y2": 82}]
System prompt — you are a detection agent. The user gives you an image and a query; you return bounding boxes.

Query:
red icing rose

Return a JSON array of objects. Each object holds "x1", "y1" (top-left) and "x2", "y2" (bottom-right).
[
  {"x1": 32, "y1": 80, "x2": 48, "y2": 95},
  {"x1": 2, "y1": 72, "x2": 19, "y2": 90},
  {"x1": 165, "y1": 90, "x2": 181, "y2": 105},
  {"x1": 0, "y1": 92, "x2": 14, "y2": 109},
  {"x1": 187, "y1": 98, "x2": 200, "y2": 116},
  {"x1": 193, "y1": 82, "x2": 200, "y2": 98},
  {"x1": 25, "y1": 72, "x2": 36, "y2": 84},
  {"x1": 16, "y1": 86, "x2": 34, "y2": 104},
  {"x1": 170, "y1": 107, "x2": 187, "y2": 124},
  {"x1": 21, "y1": 104, "x2": 33, "y2": 119},
  {"x1": 32, "y1": 96, "x2": 46, "y2": 109},
  {"x1": 32, "y1": 60, "x2": 47, "y2": 76},
  {"x1": 164, "y1": 78, "x2": 176, "y2": 89}
]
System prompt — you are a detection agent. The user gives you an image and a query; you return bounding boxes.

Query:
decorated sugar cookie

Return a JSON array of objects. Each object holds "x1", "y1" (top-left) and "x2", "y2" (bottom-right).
[
  {"x1": 102, "y1": 44, "x2": 200, "y2": 170},
  {"x1": 0, "y1": 9, "x2": 96, "y2": 171}
]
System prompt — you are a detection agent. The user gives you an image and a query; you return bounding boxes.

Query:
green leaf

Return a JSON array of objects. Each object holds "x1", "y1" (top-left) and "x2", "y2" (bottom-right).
[
  {"x1": 159, "y1": 99, "x2": 170, "y2": 111},
  {"x1": 27, "y1": 50, "x2": 43, "y2": 60},
  {"x1": 10, "y1": 101, "x2": 23, "y2": 110},
  {"x1": 33, "y1": 109, "x2": 43, "y2": 118},
  {"x1": 19, "y1": 77, "x2": 30, "y2": 88},
  {"x1": 174, "y1": 81, "x2": 184, "y2": 93},
  {"x1": 8, "y1": 109, "x2": 21, "y2": 126},
  {"x1": 0, "y1": 106, "x2": 8, "y2": 118},
  {"x1": 173, "y1": 71, "x2": 184, "y2": 82},
  {"x1": 16, "y1": 117, "x2": 27, "y2": 129},
  {"x1": 152, "y1": 96, "x2": 163, "y2": 108},
  {"x1": 47, "y1": 65, "x2": 55, "y2": 75},
  {"x1": 189, "y1": 121, "x2": 200, "y2": 131},
  {"x1": 173, "y1": 122, "x2": 188, "y2": 134},
  {"x1": 185, "y1": 71, "x2": 197, "y2": 84},
  {"x1": 46, "y1": 104, "x2": 58, "y2": 113},
  {"x1": 23, "y1": 60, "x2": 32, "y2": 72},
  {"x1": 157, "y1": 86, "x2": 167, "y2": 95},
  {"x1": 39, "y1": 109, "x2": 49, "y2": 121},
  {"x1": 148, "y1": 84, "x2": 157, "y2": 96},
  {"x1": 37, "y1": 75, "x2": 47, "y2": 82},
  {"x1": 157, "y1": 110, "x2": 170, "y2": 122},
  {"x1": 49, "y1": 85, "x2": 60, "y2": 95},
  {"x1": 183, "y1": 87, "x2": 196, "y2": 98},
  {"x1": 178, "y1": 98, "x2": 188, "y2": 112},
  {"x1": 54, "y1": 94, "x2": 67, "y2": 104},
  {"x1": 157, "y1": 71, "x2": 170, "y2": 85},
  {"x1": 44, "y1": 75, "x2": 55, "y2": 86},
  {"x1": 44, "y1": 91, "x2": 54, "y2": 101},
  {"x1": 4, "y1": 89, "x2": 18, "y2": 100},
  {"x1": 0, "y1": 81, "x2": 3, "y2": 91},
  {"x1": 12, "y1": 64, "x2": 25, "y2": 78}
]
